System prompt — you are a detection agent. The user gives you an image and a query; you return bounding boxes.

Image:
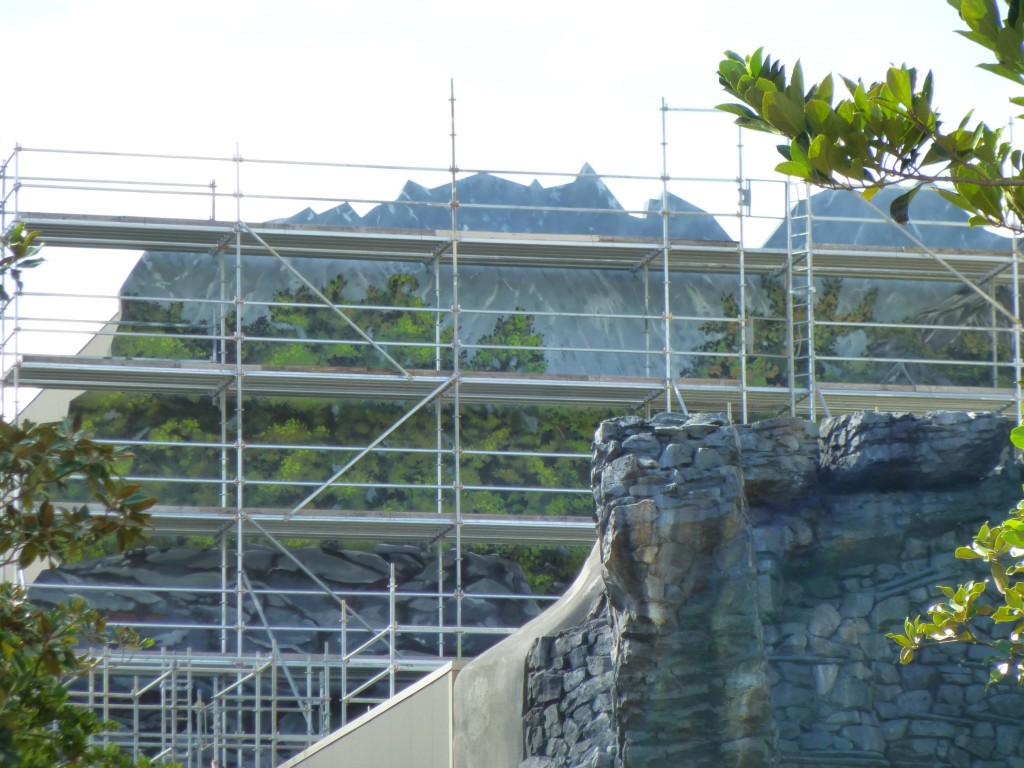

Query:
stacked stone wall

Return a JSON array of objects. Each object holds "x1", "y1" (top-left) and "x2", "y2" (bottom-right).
[
  {"x1": 517, "y1": 410, "x2": 1024, "y2": 768},
  {"x1": 521, "y1": 611, "x2": 616, "y2": 768}
]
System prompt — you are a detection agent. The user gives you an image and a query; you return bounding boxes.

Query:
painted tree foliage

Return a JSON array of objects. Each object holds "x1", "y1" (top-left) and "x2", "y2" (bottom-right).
[
  {"x1": 716, "y1": 0, "x2": 1024, "y2": 683},
  {"x1": 75, "y1": 271, "x2": 606, "y2": 518},
  {"x1": 686, "y1": 275, "x2": 879, "y2": 387},
  {"x1": 0, "y1": 225, "x2": 157, "y2": 767}
]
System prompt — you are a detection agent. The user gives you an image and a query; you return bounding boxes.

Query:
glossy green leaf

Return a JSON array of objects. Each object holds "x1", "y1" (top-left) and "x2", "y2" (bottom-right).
[
  {"x1": 956, "y1": 546, "x2": 983, "y2": 559},
  {"x1": 762, "y1": 90, "x2": 806, "y2": 136},
  {"x1": 886, "y1": 67, "x2": 914, "y2": 108},
  {"x1": 890, "y1": 186, "x2": 923, "y2": 224},
  {"x1": 775, "y1": 160, "x2": 813, "y2": 180}
]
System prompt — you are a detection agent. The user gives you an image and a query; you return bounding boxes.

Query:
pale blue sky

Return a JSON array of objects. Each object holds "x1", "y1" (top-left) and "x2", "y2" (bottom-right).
[{"x1": 3, "y1": 0, "x2": 1015, "y2": 178}]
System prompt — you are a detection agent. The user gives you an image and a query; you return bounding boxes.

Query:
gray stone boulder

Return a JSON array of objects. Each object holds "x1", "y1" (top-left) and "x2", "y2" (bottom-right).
[{"x1": 819, "y1": 410, "x2": 1012, "y2": 491}]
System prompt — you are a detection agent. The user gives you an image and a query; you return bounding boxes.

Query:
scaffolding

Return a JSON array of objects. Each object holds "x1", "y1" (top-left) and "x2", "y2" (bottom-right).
[{"x1": 1, "y1": 100, "x2": 1023, "y2": 765}]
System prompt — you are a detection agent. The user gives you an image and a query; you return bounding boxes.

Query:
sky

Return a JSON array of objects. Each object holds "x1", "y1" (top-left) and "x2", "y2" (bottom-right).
[
  {"x1": 4, "y1": 0, "x2": 1016, "y2": 189},
  {"x1": 1, "y1": 0, "x2": 1022, "y2": 405}
]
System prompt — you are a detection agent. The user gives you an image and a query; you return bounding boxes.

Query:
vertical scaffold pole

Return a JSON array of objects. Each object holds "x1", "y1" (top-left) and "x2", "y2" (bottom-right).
[
  {"x1": 784, "y1": 182, "x2": 796, "y2": 417},
  {"x1": 389, "y1": 563, "x2": 397, "y2": 697},
  {"x1": 449, "y1": 80, "x2": 465, "y2": 659},
  {"x1": 736, "y1": 125, "x2": 749, "y2": 424},
  {"x1": 233, "y1": 143, "x2": 246, "y2": 768},
  {"x1": 254, "y1": 661, "x2": 262, "y2": 768},
  {"x1": 271, "y1": 643, "x2": 279, "y2": 765},
  {"x1": 660, "y1": 99, "x2": 673, "y2": 413},
  {"x1": 218, "y1": 236, "x2": 229, "y2": 657},
  {"x1": 132, "y1": 675, "x2": 140, "y2": 761},
  {"x1": 340, "y1": 601, "x2": 348, "y2": 727},
  {"x1": 321, "y1": 643, "x2": 330, "y2": 735},
  {"x1": 433, "y1": 242, "x2": 445, "y2": 658},
  {"x1": 643, "y1": 264, "x2": 651, "y2": 378},
  {"x1": 805, "y1": 187, "x2": 817, "y2": 422},
  {"x1": 185, "y1": 649, "x2": 194, "y2": 768},
  {"x1": 102, "y1": 648, "x2": 110, "y2": 748}
]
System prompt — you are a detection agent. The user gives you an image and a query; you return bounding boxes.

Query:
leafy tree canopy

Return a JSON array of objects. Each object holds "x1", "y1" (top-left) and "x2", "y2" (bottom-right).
[
  {"x1": 0, "y1": 226, "x2": 158, "y2": 766},
  {"x1": 717, "y1": 0, "x2": 1024, "y2": 230}
]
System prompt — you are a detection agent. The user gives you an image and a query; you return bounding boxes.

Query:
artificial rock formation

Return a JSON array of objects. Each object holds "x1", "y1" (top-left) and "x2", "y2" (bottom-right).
[
  {"x1": 496, "y1": 410, "x2": 1024, "y2": 768},
  {"x1": 33, "y1": 543, "x2": 541, "y2": 658},
  {"x1": 594, "y1": 414, "x2": 774, "y2": 767}
]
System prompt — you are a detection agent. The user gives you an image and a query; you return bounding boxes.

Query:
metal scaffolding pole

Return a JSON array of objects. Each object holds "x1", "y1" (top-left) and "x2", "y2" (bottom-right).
[
  {"x1": 736, "y1": 124, "x2": 749, "y2": 424},
  {"x1": 660, "y1": 99, "x2": 673, "y2": 413},
  {"x1": 433, "y1": 246, "x2": 446, "y2": 658},
  {"x1": 233, "y1": 145, "x2": 246, "y2": 768},
  {"x1": 449, "y1": 80, "x2": 465, "y2": 659}
]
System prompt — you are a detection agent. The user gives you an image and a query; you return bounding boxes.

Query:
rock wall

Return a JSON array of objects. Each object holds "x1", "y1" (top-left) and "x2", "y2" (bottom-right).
[
  {"x1": 521, "y1": 611, "x2": 615, "y2": 768},
  {"x1": 33, "y1": 543, "x2": 541, "y2": 657},
  {"x1": 513, "y1": 410, "x2": 1024, "y2": 768}
]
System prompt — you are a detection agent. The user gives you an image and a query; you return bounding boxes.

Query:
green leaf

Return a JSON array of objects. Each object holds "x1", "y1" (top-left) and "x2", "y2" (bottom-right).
[
  {"x1": 762, "y1": 90, "x2": 807, "y2": 136},
  {"x1": 993, "y1": 604, "x2": 1019, "y2": 621},
  {"x1": 956, "y1": 546, "x2": 983, "y2": 559},
  {"x1": 804, "y1": 100, "x2": 834, "y2": 134},
  {"x1": 890, "y1": 185, "x2": 923, "y2": 224},
  {"x1": 815, "y1": 73, "x2": 834, "y2": 104},
  {"x1": 994, "y1": 560, "x2": 1010, "y2": 593},
  {"x1": 1007, "y1": 586, "x2": 1024, "y2": 610},
  {"x1": 807, "y1": 135, "x2": 834, "y2": 175},
  {"x1": 775, "y1": 160, "x2": 813, "y2": 180},
  {"x1": 1003, "y1": 529, "x2": 1024, "y2": 547},
  {"x1": 886, "y1": 66, "x2": 914, "y2": 108},
  {"x1": 861, "y1": 186, "x2": 882, "y2": 202},
  {"x1": 716, "y1": 102, "x2": 759, "y2": 121},
  {"x1": 1011, "y1": 425, "x2": 1024, "y2": 449}
]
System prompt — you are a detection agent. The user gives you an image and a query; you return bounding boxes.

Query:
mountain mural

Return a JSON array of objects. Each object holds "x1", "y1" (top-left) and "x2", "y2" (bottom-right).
[
  {"x1": 115, "y1": 171, "x2": 1014, "y2": 384},
  {"x1": 277, "y1": 164, "x2": 731, "y2": 240},
  {"x1": 763, "y1": 185, "x2": 1015, "y2": 250}
]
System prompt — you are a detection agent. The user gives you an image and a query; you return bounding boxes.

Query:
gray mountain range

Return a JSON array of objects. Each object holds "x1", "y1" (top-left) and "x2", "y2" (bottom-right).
[{"x1": 119, "y1": 171, "x2": 1012, "y2": 380}]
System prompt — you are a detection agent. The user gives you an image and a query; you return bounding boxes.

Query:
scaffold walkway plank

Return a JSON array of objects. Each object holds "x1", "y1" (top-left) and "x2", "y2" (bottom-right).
[
  {"x1": 11, "y1": 212, "x2": 1017, "y2": 282},
  {"x1": 10, "y1": 355, "x2": 672, "y2": 407},
  {"x1": 142, "y1": 505, "x2": 597, "y2": 545},
  {"x1": 9, "y1": 354, "x2": 1019, "y2": 416}
]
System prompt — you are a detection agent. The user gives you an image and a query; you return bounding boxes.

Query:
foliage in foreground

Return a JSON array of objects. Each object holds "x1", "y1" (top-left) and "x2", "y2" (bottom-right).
[
  {"x1": 717, "y1": 0, "x2": 1024, "y2": 232},
  {"x1": 0, "y1": 226, "x2": 158, "y2": 766},
  {"x1": 886, "y1": 421, "x2": 1024, "y2": 686}
]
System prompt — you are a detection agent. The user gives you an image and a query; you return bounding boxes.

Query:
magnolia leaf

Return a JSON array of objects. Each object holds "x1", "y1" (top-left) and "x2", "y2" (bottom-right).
[
  {"x1": 993, "y1": 604, "x2": 1019, "y2": 621},
  {"x1": 890, "y1": 185, "x2": 923, "y2": 224},
  {"x1": 861, "y1": 186, "x2": 882, "y2": 202},
  {"x1": 762, "y1": 90, "x2": 806, "y2": 136},
  {"x1": 775, "y1": 160, "x2": 813, "y2": 180},
  {"x1": 1011, "y1": 425, "x2": 1024, "y2": 449},
  {"x1": 993, "y1": 560, "x2": 1010, "y2": 593},
  {"x1": 886, "y1": 67, "x2": 914, "y2": 108},
  {"x1": 956, "y1": 546, "x2": 983, "y2": 559},
  {"x1": 716, "y1": 102, "x2": 759, "y2": 120}
]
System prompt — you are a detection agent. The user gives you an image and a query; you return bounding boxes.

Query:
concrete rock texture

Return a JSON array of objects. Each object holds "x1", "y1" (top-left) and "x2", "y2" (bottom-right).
[
  {"x1": 518, "y1": 410, "x2": 1024, "y2": 768},
  {"x1": 32, "y1": 543, "x2": 541, "y2": 658}
]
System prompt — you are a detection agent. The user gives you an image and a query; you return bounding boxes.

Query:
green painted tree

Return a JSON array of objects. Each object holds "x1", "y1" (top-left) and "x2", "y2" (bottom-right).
[
  {"x1": 686, "y1": 275, "x2": 878, "y2": 387},
  {"x1": 77, "y1": 275, "x2": 605, "y2": 519},
  {"x1": 0, "y1": 226, "x2": 158, "y2": 767},
  {"x1": 716, "y1": 0, "x2": 1024, "y2": 683}
]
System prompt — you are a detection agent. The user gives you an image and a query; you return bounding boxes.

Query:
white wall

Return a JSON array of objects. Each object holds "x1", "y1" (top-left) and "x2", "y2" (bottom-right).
[{"x1": 279, "y1": 661, "x2": 463, "y2": 768}]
